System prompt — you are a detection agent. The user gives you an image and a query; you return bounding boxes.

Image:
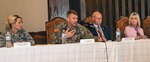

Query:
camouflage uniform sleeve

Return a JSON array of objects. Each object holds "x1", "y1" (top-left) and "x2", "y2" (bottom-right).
[
  {"x1": 79, "y1": 25, "x2": 100, "y2": 42},
  {"x1": 22, "y1": 29, "x2": 35, "y2": 45},
  {"x1": 79, "y1": 24, "x2": 93, "y2": 39},
  {"x1": 52, "y1": 30, "x2": 62, "y2": 44},
  {"x1": 0, "y1": 34, "x2": 5, "y2": 47},
  {"x1": 52, "y1": 23, "x2": 65, "y2": 44}
]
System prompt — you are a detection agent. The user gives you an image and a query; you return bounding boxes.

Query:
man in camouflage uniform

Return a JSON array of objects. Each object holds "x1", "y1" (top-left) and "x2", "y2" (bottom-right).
[{"x1": 53, "y1": 10, "x2": 93, "y2": 44}]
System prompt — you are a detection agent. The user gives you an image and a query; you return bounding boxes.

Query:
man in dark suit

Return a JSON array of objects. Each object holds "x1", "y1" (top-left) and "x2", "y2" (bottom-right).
[{"x1": 83, "y1": 11, "x2": 111, "y2": 42}]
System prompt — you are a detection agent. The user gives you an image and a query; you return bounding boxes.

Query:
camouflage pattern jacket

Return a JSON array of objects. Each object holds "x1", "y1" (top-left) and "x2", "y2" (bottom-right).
[
  {"x1": 53, "y1": 22, "x2": 93, "y2": 44},
  {"x1": 0, "y1": 28, "x2": 35, "y2": 46},
  {"x1": 0, "y1": 34, "x2": 5, "y2": 47}
]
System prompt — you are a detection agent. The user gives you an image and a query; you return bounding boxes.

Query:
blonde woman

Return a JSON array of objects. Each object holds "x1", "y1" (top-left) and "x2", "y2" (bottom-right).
[
  {"x1": 124, "y1": 12, "x2": 147, "y2": 39},
  {"x1": 6, "y1": 15, "x2": 35, "y2": 45}
]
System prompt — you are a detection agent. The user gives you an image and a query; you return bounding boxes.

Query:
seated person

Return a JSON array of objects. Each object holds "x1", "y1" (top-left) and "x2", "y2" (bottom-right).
[
  {"x1": 124, "y1": 12, "x2": 147, "y2": 39},
  {"x1": 4, "y1": 15, "x2": 35, "y2": 46},
  {"x1": 82, "y1": 11, "x2": 111, "y2": 42},
  {"x1": 0, "y1": 33, "x2": 5, "y2": 47},
  {"x1": 53, "y1": 10, "x2": 93, "y2": 44}
]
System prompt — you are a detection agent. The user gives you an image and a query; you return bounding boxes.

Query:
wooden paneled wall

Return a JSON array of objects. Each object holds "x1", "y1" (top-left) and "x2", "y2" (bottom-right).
[
  {"x1": 48, "y1": 0, "x2": 69, "y2": 20},
  {"x1": 85, "y1": 0, "x2": 150, "y2": 23},
  {"x1": 48, "y1": 0, "x2": 150, "y2": 40},
  {"x1": 84, "y1": 0, "x2": 150, "y2": 40}
]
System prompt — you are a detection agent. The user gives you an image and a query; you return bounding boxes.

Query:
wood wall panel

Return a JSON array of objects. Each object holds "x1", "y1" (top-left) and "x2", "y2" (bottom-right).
[
  {"x1": 148, "y1": 0, "x2": 150, "y2": 16},
  {"x1": 80, "y1": 0, "x2": 86, "y2": 20},
  {"x1": 121, "y1": 0, "x2": 126, "y2": 16},
  {"x1": 48, "y1": 0, "x2": 69, "y2": 20},
  {"x1": 141, "y1": 0, "x2": 145, "y2": 20},
  {"x1": 102, "y1": 0, "x2": 106, "y2": 25},
  {"x1": 134, "y1": 0, "x2": 138, "y2": 12},
  {"x1": 84, "y1": 0, "x2": 150, "y2": 40},
  {"x1": 47, "y1": 0, "x2": 150, "y2": 40},
  {"x1": 115, "y1": 0, "x2": 119, "y2": 19},
  {"x1": 127, "y1": 0, "x2": 132, "y2": 15}
]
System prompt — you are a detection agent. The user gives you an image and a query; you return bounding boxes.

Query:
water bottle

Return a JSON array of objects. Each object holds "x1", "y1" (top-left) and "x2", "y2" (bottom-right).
[
  {"x1": 5, "y1": 32, "x2": 12, "y2": 48},
  {"x1": 61, "y1": 30, "x2": 66, "y2": 44},
  {"x1": 116, "y1": 28, "x2": 121, "y2": 41}
]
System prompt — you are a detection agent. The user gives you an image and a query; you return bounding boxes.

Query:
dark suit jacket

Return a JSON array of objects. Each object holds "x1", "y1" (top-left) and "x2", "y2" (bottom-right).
[{"x1": 83, "y1": 23, "x2": 112, "y2": 40}]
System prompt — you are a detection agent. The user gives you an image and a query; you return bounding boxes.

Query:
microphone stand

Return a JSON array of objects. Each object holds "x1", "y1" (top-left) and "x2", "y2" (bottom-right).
[
  {"x1": 101, "y1": 39, "x2": 108, "y2": 62},
  {"x1": 104, "y1": 41, "x2": 109, "y2": 62}
]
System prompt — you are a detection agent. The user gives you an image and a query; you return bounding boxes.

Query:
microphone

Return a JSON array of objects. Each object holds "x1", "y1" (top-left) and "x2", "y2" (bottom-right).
[{"x1": 98, "y1": 30, "x2": 108, "y2": 62}]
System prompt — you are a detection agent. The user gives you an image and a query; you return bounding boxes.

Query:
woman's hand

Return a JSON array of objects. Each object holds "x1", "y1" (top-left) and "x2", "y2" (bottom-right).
[{"x1": 135, "y1": 35, "x2": 147, "y2": 40}]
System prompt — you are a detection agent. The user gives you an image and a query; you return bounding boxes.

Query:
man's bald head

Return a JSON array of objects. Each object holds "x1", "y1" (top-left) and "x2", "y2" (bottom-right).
[
  {"x1": 92, "y1": 11, "x2": 102, "y2": 25},
  {"x1": 92, "y1": 11, "x2": 102, "y2": 18}
]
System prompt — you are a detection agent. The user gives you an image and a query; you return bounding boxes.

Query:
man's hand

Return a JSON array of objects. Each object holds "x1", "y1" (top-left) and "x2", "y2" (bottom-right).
[
  {"x1": 65, "y1": 28, "x2": 75, "y2": 38},
  {"x1": 98, "y1": 37, "x2": 103, "y2": 42},
  {"x1": 98, "y1": 36, "x2": 106, "y2": 42}
]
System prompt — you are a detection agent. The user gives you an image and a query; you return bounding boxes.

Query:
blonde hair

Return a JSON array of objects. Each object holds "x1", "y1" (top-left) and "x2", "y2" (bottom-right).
[
  {"x1": 7, "y1": 15, "x2": 22, "y2": 28},
  {"x1": 128, "y1": 12, "x2": 141, "y2": 27}
]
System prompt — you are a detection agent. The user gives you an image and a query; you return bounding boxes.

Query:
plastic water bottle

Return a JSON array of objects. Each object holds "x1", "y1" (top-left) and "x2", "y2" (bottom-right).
[
  {"x1": 5, "y1": 32, "x2": 12, "y2": 48},
  {"x1": 61, "y1": 30, "x2": 66, "y2": 44},
  {"x1": 116, "y1": 28, "x2": 121, "y2": 41}
]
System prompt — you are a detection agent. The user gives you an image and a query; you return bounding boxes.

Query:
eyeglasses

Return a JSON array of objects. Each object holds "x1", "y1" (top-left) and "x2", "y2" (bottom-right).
[{"x1": 94, "y1": 17, "x2": 102, "y2": 20}]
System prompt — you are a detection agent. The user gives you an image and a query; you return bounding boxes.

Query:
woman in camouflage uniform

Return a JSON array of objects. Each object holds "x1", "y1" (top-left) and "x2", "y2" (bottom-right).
[{"x1": 5, "y1": 15, "x2": 35, "y2": 45}]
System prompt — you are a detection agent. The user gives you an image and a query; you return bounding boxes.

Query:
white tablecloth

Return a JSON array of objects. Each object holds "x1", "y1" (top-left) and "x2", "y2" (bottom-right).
[
  {"x1": 117, "y1": 39, "x2": 150, "y2": 62},
  {"x1": 0, "y1": 39, "x2": 149, "y2": 62}
]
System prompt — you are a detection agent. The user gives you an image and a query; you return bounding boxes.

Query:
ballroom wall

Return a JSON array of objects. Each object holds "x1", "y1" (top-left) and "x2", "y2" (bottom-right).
[
  {"x1": 1, "y1": 0, "x2": 150, "y2": 40},
  {"x1": 0, "y1": 0, "x2": 48, "y2": 32},
  {"x1": 48, "y1": 0, "x2": 69, "y2": 20},
  {"x1": 48, "y1": 0, "x2": 150, "y2": 40},
  {"x1": 84, "y1": 0, "x2": 150, "y2": 40}
]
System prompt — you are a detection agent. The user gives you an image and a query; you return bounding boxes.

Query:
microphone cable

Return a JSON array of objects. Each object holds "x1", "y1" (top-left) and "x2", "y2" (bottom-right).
[{"x1": 104, "y1": 41, "x2": 109, "y2": 62}]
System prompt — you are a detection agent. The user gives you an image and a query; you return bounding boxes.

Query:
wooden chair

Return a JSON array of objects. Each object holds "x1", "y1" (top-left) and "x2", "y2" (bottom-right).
[
  {"x1": 29, "y1": 31, "x2": 47, "y2": 44},
  {"x1": 83, "y1": 16, "x2": 93, "y2": 23},
  {"x1": 116, "y1": 16, "x2": 129, "y2": 37},
  {"x1": 45, "y1": 17, "x2": 66, "y2": 44},
  {"x1": 142, "y1": 16, "x2": 150, "y2": 37},
  {"x1": 81, "y1": 16, "x2": 94, "y2": 27}
]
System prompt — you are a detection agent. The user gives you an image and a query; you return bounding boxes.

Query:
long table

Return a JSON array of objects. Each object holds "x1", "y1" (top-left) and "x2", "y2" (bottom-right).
[{"x1": 0, "y1": 39, "x2": 150, "y2": 62}]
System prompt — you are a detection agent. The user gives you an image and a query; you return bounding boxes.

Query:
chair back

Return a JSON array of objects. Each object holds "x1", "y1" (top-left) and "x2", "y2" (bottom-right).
[
  {"x1": 116, "y1": 16, "x2": 129, "y2": 37},
  {"x1": 81, "y1": 16, "x2": 94, "y2": 26},
  {"x1": 142, "y1": 16, "x2": 150, "y2": 37},
  {"x1": 45, "y1": 17, "x2": 66, "y2": 44}
]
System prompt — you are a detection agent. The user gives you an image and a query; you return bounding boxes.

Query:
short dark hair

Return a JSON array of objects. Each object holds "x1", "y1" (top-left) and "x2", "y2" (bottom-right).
[{"x1": 67, "y1": 10, "x2": 78, "y2": 17}]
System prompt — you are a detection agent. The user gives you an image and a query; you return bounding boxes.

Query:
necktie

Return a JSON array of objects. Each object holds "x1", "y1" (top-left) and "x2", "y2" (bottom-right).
[
  {"x1": 97, "y1": 26, "x2": 102, "y2": 37},
  {"x1": 97, "y1": 26, "x2": 106, "y2": 41}
]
